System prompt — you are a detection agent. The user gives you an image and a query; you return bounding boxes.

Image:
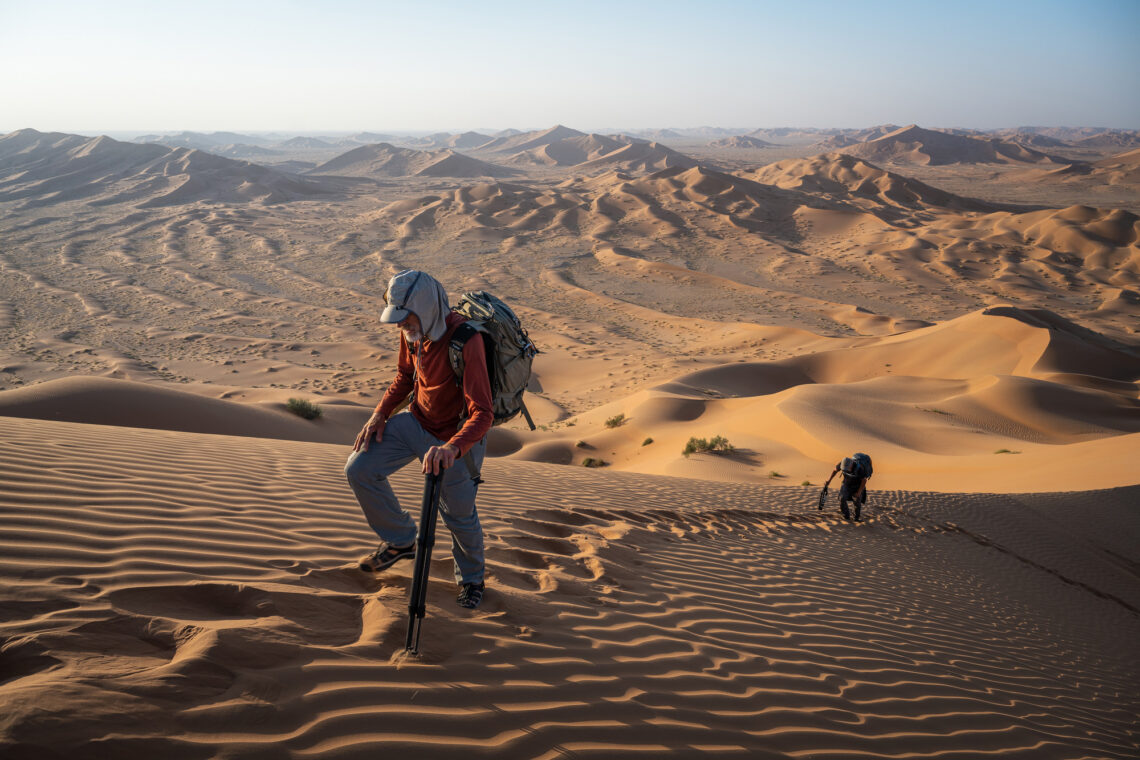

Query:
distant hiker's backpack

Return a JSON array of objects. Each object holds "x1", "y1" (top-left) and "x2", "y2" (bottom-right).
[
  {"x1": 448, "y1": 291, "x2": 538, "y2": 430},
  {"x1": 841, "y1": 453, "x2": 873, "y2": 480}
]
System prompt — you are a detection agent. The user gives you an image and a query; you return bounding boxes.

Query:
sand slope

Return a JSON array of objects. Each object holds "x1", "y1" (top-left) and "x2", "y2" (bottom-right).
[{"x1": 1, "y1": 414, "x2": 1137, "y2": 759}]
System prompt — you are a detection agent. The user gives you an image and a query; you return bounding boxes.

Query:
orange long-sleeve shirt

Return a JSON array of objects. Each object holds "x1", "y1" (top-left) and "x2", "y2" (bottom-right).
[{"x1": 375, "y1": 311, "x2": 494, "y2": 456}]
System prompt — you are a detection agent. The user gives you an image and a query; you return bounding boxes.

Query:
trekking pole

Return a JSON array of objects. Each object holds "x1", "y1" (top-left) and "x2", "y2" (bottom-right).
[
  {"x1": 818, "y1": 468, "x2": 838, "y2": 511},
  {"x1": 405, "y1": 471, "x2": 443, "y2": 654}
]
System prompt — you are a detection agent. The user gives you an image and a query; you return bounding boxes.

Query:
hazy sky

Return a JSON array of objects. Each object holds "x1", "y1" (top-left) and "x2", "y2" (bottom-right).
[{"x1": 2, "y1": 0, "x2": 1137, "y2": 134}]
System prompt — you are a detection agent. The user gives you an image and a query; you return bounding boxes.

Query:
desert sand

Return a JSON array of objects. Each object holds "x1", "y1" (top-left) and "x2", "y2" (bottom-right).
[{"x1": 2, "y1": 124, "x2": 1139, "y2": 758}]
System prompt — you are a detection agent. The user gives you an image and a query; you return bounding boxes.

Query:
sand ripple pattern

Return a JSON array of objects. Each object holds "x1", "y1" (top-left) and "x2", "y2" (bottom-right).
[{"x1": 2, "y1": 416, "x2": 1138, "y2": 759}]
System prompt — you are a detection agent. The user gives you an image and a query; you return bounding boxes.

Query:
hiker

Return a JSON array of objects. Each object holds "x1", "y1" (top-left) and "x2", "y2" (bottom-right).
[
  {"x1": 820, "y1": 453, "x2": 873, "y2": 522},
  {"x1": 345, "y1": 269, "x2": 493, "y2": 609}
]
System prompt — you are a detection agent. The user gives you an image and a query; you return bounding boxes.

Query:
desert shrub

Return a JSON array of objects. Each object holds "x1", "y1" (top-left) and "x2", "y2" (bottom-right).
[
  {"x1": 994, "y1": 448, "x2": 1020, "y2": 454},
  {"x1": 575, "y1": 440, "x2": 591, "y2": 449},
  {"x1": 286, "y1": 398, "x2": 322, "y2": 420},
  {"x1": 801, "y1": 480, "x2": 812, "y2": 486},
  {"x1": 682, "y1": 435, "x2": 734, "y2": 457},
  {"x1": 642, "y1": 437, "x2": 654, "y2": 446},
  {"x1": 582, "y1": 457, "x2": 609, "y2": 468},
  {"x1": 604, "y1": 413, "x2": 626, "y2": 429},
  {"x1": 769, "y1": 471, "x2": 784, "y2": 478}
]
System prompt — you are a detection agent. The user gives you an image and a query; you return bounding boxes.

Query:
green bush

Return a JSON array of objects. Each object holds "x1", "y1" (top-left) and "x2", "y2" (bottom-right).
[
  {"x1": 641, "y1": 437, "x2": 654, "y2": 446},
  {"x1": 682, "y1": 435, "x2": 734, "y2": 457},
  {"x1": 286, "y1": 397, "x2": 322, "y2": 420},
  {"x1": 769, "y1": 471, "x2": 784, "y2": 478},
  {"x1": 604, "y1": 413, "x2": 626, "y2": 429},
  {"x1": 582, "y1": 457, "x2": 609, "y2": 468}
]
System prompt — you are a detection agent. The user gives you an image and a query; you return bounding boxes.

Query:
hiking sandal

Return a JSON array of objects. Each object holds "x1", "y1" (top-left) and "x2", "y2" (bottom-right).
[
  {"x1": 456, "y1": 582, "x2": 485, "y2": 609},
  {"x1": 358, "y1": 542, "x2": 415, "y2": 572}
]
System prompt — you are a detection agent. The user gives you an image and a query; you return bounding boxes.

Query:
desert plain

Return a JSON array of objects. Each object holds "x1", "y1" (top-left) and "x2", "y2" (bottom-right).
[{"x1": 1, "y1": 123, "x2": 1138, "y2": 758}]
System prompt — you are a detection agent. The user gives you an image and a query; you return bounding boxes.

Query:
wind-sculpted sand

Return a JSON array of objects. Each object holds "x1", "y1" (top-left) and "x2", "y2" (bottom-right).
[
  {"x1": 2, "y1": 416, "x2": 1138, "y2": 759},
  {"x1": 2, "y1": 124, "x2": 1139, "y2": 757}
]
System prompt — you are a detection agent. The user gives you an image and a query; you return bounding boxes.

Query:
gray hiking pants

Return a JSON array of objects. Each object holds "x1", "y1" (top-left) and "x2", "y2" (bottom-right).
[{"x1": 344, "y1": 411, "x2": 486, "y2": 584}]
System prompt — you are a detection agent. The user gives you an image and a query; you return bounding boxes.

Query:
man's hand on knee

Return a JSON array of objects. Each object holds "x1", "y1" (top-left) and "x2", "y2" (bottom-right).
[
  {"x1": 423, "y1": 443, "x2": 459, "y2": 475},
  {"x1": 353, "y1": 414, "x2": 386, "y2": 452}
]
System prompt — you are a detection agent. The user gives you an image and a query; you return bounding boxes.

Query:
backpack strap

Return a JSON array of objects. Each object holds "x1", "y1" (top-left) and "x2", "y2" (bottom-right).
[
  {"x1": 447, "y1": 321, "x2": 480, "y2": 386},
  {"x1": 447, "y1": 321, "x2": 484, "y2": 484}
]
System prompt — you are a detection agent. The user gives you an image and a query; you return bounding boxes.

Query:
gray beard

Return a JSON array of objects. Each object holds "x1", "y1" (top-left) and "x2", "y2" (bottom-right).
[{"x1": 402, "y1": 329, "x2": 423, "y2": 345}]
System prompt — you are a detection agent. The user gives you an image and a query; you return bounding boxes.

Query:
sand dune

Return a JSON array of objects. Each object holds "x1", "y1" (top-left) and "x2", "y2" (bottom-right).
[
  {"x1": 1043, "y1": 147, "x2": 1140, "y2": 186},
  {"x1": 576, "y1": 141, "x2": 698, "y2": 172},
  {"x1": 844, "y1": 124, "x2": 1067, "y2": 166},
  {"x1": 2, "y1": 414, "x2": 1137, "y2": 758},
  {"x1": 473, "y1": 124, "x2": 587, "y2": 154},
  {"x1": 133, "y1": 130, "x2": 274, "y2": 150},
  {"x1": 811, "y1": 125, "x2": 901, "y2": 150},
  {"x1": 370, "y1": 157, "x2": 1137, "y2": 338},
  {"x1": 1074, "y1": 129, "x2": 1140, "y2": 149},
  {"x1": 310, "y1": 142, "x2": 518, "y2": 179},
  {"x1": 751, "y1": 152, "x2": 1003, "y2": 212},
  {"x1": 498, "y1": 134, "x2": 698, "y2": 173},
  {"x1": 504, "y1": 133, "x2": 633, "y2": 166},
  {"x1": 0, "y1": 129, "x2": 329, "y2": 208},
  {"x1": 507, "y1": 305, "x2": 1140, "y2": 491},
  {"x1": 0, "y1": 375, "x2": 367, "y2": 443},
  {"x1": 990, "y1": 129, "x2": 1073, "y2": 149},
  {"x1": 707, "y1": 135, "x2": 776, "y2": 148}
]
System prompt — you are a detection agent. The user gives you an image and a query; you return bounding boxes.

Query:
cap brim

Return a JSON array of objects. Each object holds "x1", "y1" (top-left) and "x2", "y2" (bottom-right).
[{"x1": 379, "y1": 305, "x2": 409, "y2": 323}]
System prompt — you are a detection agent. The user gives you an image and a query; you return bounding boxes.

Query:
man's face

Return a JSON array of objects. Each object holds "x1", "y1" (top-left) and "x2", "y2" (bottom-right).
[{"x1": 398, "y1": 312, "x2": 423, "y2": 344}]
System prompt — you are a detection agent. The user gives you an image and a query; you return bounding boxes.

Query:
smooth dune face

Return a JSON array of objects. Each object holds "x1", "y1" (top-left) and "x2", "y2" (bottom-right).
[
  {"x1": 2, "y1": 124, "x2": 1139, "y2": 757},
  {"x1": 2, "y1": 416, "x2": 1138, "y2": 758}
]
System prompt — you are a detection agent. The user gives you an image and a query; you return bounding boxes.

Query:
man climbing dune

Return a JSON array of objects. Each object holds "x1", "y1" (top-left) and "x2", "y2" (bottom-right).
[
  {"x1": 344, "y1": 270, "x2": 493, "y2": 609},
  {"x1": 819, "y1": 453, "x2": 873, "y2": 522}
]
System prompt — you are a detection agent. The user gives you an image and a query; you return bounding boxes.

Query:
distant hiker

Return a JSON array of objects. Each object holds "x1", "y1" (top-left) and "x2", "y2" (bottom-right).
[
  {"x1": 345, "y1": 270, "x2": 492, "y2": 610},
  {"x1": 819, "y1": 453, "x2": 873, "y2": 522}
]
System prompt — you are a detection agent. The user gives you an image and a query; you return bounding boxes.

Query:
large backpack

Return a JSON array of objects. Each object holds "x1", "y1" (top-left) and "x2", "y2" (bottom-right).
[
  {"x1": 447, "y1": 291, "x2": 538, "y2": 430},
  {"x1": 841, "y1": 452, "x2": 873, "y2": 480}
]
